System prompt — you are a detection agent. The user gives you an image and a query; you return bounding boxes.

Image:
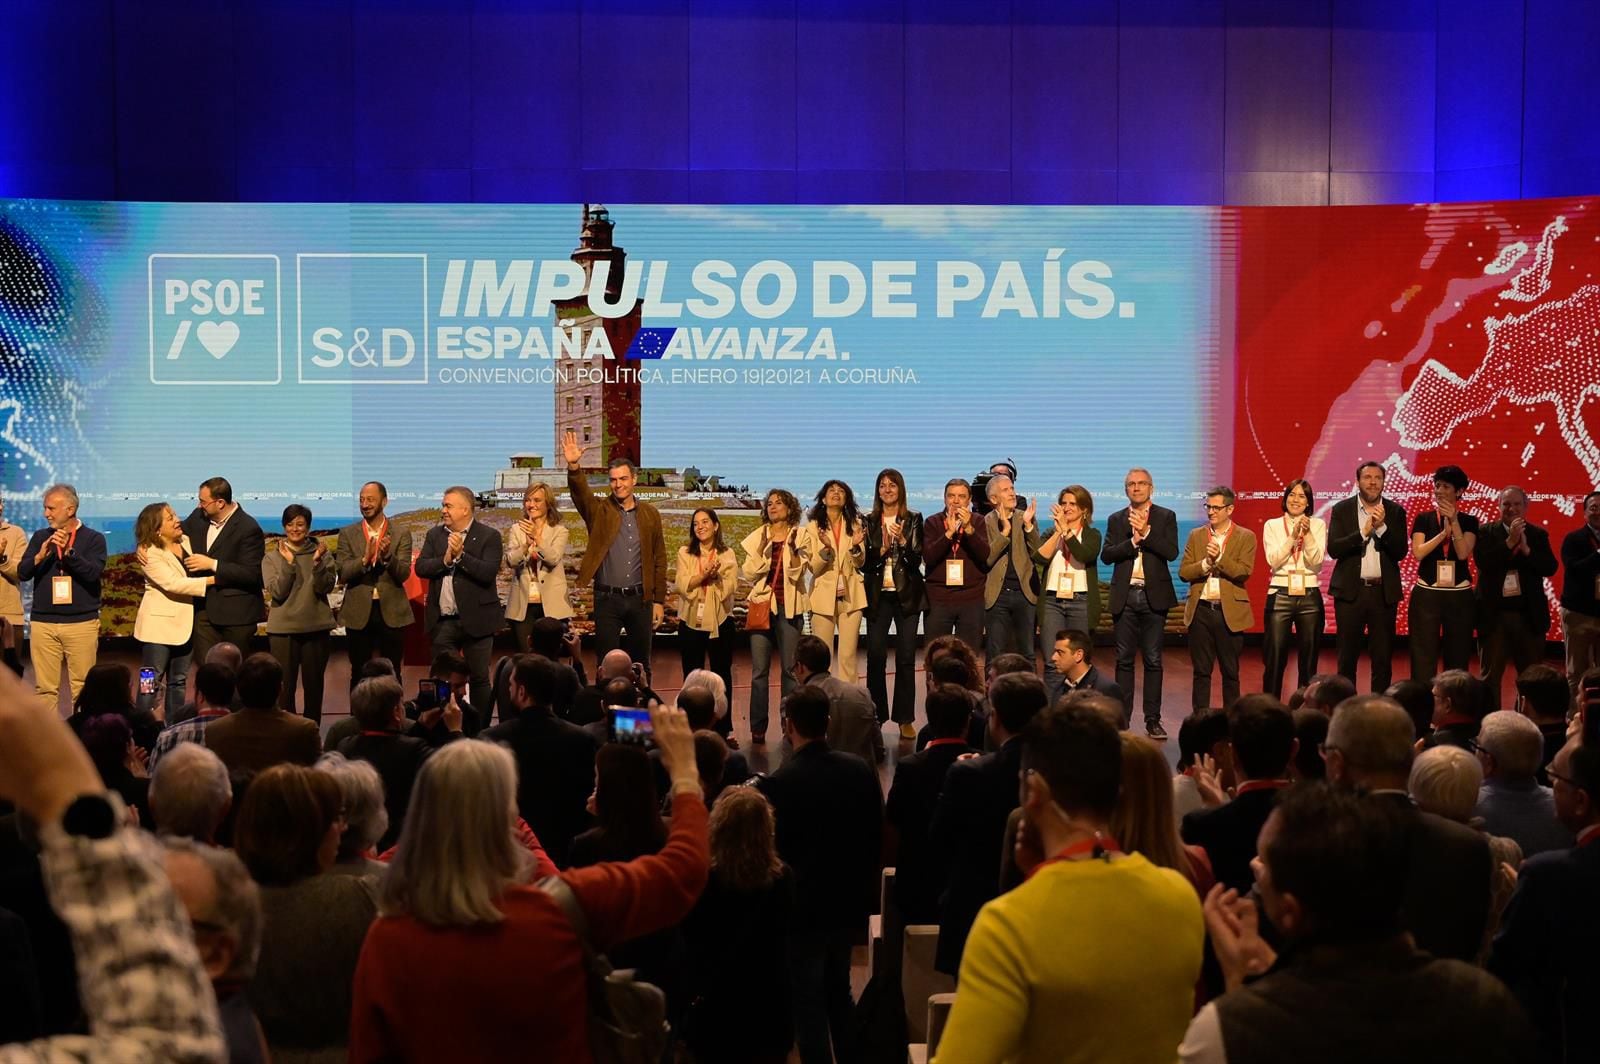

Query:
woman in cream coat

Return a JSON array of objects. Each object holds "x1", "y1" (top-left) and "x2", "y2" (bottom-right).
[
  {"x1": 133, "y1": 501, "x2": 214, "y2": 719},
  {"x1": 799, "y1": 479, "x2": 868, "y2": 682},
  {"x1": 740, "y1": 488, "x2": 807, "y2": 746},
  {"x1": 675, "y1": 508, "x2": 739, "y2": 731},
  {"x1": 505, "y1": 484, "x2": 572, "y2": 651}
]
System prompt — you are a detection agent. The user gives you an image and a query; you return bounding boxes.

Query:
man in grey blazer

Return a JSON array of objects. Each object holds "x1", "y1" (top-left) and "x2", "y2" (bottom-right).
[
  {"x1": 788, "y1": 634, "x2": 884, "y2": 766},
  {"x1": 335, "y1": 481, "x2": 414, "y2": 686},
  {"x1": 983, "y1": 475, "x2": 1041, "y2": 663}
]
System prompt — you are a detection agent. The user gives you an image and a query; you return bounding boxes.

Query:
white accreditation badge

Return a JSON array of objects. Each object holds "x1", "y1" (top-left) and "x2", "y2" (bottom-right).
[
  {"x1": 1205, "y1": 576, "x2": 1221, "y2": 598},
  {"x1": 52, "y1": 575, "x2": 73, "y2": 605},
  {"x1": 1436, "y1": 560, "x2": 1457, "y2": 587},
  {"x1": 1502, "y1": 571, "x2": 1521, "y2": 597},
  {"x1": 945, "y1": 559, "x2": 964, "y2": 586},
  {"x1": 1288, "y1": 573, "x2": 1307, "y2": 596}
]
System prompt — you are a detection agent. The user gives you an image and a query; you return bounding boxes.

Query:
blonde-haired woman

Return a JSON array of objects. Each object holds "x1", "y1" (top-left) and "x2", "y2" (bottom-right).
[
  {"x1": 349, "y1": 706, "x2": 708, "y2": 1063},
  {"x1": 133, "y1": 500, "x2": 214, "y2": 720},
  {"x1": 505, "y1": 483, "x2": 571, "y2": 652},
  {"x1": 741, "y1": 488, "x2": 807, "y2": 746},
  {"x1": 682, "y1": 787, "x2": 795, "y2": 1064},
  {"x1": 676, "y1": 508, "x2": 738, "y2": 731},
  {"x1": 799, "y1": 479, "x2": 867, "y2": 682}
]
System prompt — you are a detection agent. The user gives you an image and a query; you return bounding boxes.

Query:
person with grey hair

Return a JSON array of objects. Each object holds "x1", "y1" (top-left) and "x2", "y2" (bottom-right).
[
  {"x1": 1324, "y1": 695, "x2": 1492, "y2": 962},
  {"x1": 149, "y1": 742, "x2": 232, "y2": 843},
  {"x1": 1409, "y1": 745, "x2": 1522, "y2": 963},
  {"x1": 337, "y1": 675, "x2": 439, "y2": 850},
  {"x1": 681, "y1": 666, "x2": 731, "y2": 740},
  {"x1": 16, "y1": 482, "x2": 107, "y2": 711},
  {"x1": 349, "y1": 706, "x2": 709, "y2": 1062},
  {"x1": 1474, "y1": 709, "x2": 1573, "y2": 857},
  {"x1": 162, "y1": 837, "x2": 268, "y2": 1064},
  {"x1": 1475, "y1": 486, "x2": 1558, "y2": 708},
  {"x1": 315, "y1": 752, "x2": 389, "y2": 872},
  {"x1": 982, "y1": 473, "x2": 1041, "y2": 663}
]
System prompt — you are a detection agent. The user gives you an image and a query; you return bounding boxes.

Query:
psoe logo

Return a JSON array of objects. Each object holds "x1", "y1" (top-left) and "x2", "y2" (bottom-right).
[
  {"x1": 297, "y1": 254, "x2": 429, "y2": 385},
  {"x1": 148, "y1": 255, "x2": 282, "y2": 385}
]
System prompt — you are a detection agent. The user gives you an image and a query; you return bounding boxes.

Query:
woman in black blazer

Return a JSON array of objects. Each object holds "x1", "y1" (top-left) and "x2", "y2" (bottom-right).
[{"x1": 864, "y1": 468, "x2": 924, "y2": 740}]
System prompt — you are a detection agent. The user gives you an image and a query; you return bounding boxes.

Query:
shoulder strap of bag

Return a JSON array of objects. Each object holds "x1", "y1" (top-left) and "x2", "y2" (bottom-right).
[{"x1": 536, "y1": 874, "x2": 597, "y2": 959}]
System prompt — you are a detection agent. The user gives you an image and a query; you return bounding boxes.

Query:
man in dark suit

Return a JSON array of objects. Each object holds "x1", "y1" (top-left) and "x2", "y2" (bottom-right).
[
  {"x1": 203, "y1": 653, "x2": 320, "y2": 775},
  {"x1": 1324, "y1": 695, "x2": 1491, "y2": 963},
  {"x1": 414, "y1": 485, "x2": 503, "y2": 714},
  {"x1": 1491, "y1": 737, "x2": 1600, "y2": 1064},
  {"x1": 334, "y1": 481, "x2": 413, "y2": 685},
  {"x1": 180, "y1": 476, "x2": 265, "y2": 664},
  {"x1": 1101, "y1": 467, "x2": 1179, "y2": 740},
  {"x1": 1181, "y1": 694, "x2": 1295, "y2": 892},
  {"x1": 932, "y1": 671, "x2": 1049, "y2": 975},
  {"x1": 886, "y1": 684, "x2": 972, "y2": 924},
  {"x1": 1048, "y1": 628, "x2": 1124, "y2": 707},
  {"x1": 481, "y1": 654, "x2": 599, "y2": 867},
  {"x1": 1474, "y1": 486, "x2": 1559, "y2": 709},
  {"x1": 1326, "y1": 461, "x2": 1408, "y2": 692},
  {"x1": 337, "y1": 675, "x2": 452, "y2": 850},
  {"x1": 756, "y1": 685, "x2": 882, "y2": 1064}
]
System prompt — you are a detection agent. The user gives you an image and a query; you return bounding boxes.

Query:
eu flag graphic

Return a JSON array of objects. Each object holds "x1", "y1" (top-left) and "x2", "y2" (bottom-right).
[{"x1": 626, "y1": 327, "x2": 677, "y2": 359}]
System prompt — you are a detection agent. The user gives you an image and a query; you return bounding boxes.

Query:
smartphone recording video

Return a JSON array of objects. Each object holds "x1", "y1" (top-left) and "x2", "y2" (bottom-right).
[{"x1": 607, "y1": 705, "x2": 654, "y2": 746}]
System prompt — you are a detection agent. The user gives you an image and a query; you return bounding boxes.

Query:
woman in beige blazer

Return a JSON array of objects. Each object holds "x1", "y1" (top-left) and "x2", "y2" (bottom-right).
[
  {"x1": 740, "y1": 488, "x2": 807, "y2": 745},
  {"x1": 133, "y1": 501, "x2": 214, "y2": 719},
  {"x1": 675, "y1": 507, "x2": 739, "y2": 719},
  {"x1": 505, "y1": 484, "x2": 573, "y2": 651},
  {"x1": 799, "y1": 479, "x2": 868, "y2": 682}
]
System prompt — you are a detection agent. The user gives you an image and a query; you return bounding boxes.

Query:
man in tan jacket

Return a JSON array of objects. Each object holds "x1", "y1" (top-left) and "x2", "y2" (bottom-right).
[
  {"x1": 562, "y1": 429, "x2": 667, "y2": 676},
  {"x1": 1178, "y1": 486, "x2": 1256, "y2": 713}
]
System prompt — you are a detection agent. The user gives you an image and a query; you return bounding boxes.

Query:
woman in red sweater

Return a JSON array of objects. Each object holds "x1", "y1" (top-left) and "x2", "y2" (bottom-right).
[{"x1": 348, "y1": 705, "x2": 709, "y2": 1063}]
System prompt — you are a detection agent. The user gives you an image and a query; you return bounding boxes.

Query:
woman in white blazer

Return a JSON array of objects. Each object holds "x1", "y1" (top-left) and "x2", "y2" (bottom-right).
[
  {"x1": 675, "y1": 507, "x2": 739, "y2": 728},
  {"x1": 505, "y1": 484, "x2": 572, "y2": 651},
  {"x1": 740, "y1": 488, "x2": 807, "y2": 746},
  {"x1": 133, "y1": 501, "x2": 214, "y2": 719},
  {"x1": 1261, "y1": 478, "x2": 1328, "y2": 698},
  {"x1": 799, "y1": 479, "x2": 868, "y2": 683}
]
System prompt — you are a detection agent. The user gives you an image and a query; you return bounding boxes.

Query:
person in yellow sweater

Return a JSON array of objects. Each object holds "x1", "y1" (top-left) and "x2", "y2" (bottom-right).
[{"x1": 934, "y1": 702, "x2": 1204, "y2": 1064}]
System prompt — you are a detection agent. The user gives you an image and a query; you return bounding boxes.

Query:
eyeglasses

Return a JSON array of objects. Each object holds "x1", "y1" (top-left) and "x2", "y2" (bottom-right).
[
  {"x1": 1203, "y1": 504, "x2": 1230, "y2": 512},
  {"x1": 1548, "y1": 768, "x2": 1577, "y2": 788}
]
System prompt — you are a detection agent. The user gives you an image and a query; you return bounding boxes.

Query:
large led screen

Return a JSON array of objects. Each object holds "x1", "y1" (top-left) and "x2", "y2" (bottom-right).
[{"x1": 1, "y1": 197, "x2": 1593, "y2": 636}]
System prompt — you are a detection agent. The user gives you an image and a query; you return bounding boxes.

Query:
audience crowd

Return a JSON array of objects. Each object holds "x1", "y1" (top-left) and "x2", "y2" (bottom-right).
[{"x1": 4, "y1": 469, "x2": 1600, "y2": 1063}]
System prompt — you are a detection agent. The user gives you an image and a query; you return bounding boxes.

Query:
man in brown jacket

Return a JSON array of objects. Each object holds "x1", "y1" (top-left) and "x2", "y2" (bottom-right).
[
  {"x1": 1179, "y1": 486, "x2": 1257, "y2": 713},
  {"x1": 562, "y1": 429, "x2": 667, "y2": 676},
  {"x1": 204, "y1": 652, "x2": 320, "y2": 774}
]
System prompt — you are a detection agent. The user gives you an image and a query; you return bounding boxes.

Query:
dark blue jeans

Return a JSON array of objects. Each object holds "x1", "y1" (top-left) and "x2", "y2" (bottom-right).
[
  {"x1": 985, "y1": 584, "x2": 1036, "y2": 664},
  {"x1": 1040, "y1": 594, "x2": 1090, "y2": 704},
  {"x1": 1114, "y1": 587, "x2": 1165, "y2": 726},
  {"x1": 749, "y1": 612, "x2": 801, "y2": 738}
]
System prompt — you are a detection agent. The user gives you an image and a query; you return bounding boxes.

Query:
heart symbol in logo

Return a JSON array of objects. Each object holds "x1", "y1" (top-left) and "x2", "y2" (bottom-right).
[{"x1": 196, "y1": 320, "x2": 240, "y2": 360}]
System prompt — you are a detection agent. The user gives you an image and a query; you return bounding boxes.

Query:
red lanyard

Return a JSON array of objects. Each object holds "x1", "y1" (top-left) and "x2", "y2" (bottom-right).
[
  {"x1": 1437, "y1": 511, "x2": 1452, "y2": 559},
  {"x1": 1236, "y1": 779, "x2": 1292, "y2": 795},
  {"x1": 363, "y1": 518, "x2": 387, "y2": 546},
  {"x1": 1282, "y1": 517, "x2": 1302, "y2": 565},
  {"x1": 1210, "y1": 524, "x2": 1233, "y2": 559},
  {"x1": 831, "y1": 518, "x2": 845, "y2": 554},
  {"x1": 54, "y1": 523, "x2": 79, "y2": 559},
  {"x1": 1027, "y1": 833, "x2": 1122, "y2": 879},
  {"x1": 925, "y1": 737, "x2": 966, "y2": 751}
]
